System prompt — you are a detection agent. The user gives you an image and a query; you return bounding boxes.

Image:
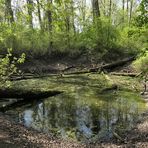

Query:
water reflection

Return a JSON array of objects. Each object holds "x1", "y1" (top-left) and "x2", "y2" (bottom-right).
[{"x1": 10, "y1": 88, "x2": 145, "y2": 143}]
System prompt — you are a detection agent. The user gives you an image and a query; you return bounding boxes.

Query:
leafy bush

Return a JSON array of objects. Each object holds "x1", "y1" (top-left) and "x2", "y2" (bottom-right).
[
  {"x1": 118, "y1": 26, "x2": 148, "y2": 56},
  {"x1": 0, "y1": 23, "x2": 50, "y2": 56},
  {"x1": 0, "y1": 16, "x2": 147, "y2": 61},
  {"x1": 0, "y1": 48, "x2": 25, "y2": 88},
  {"x1": 133, "y1": 49, "x2": 148, "y2": 74}
]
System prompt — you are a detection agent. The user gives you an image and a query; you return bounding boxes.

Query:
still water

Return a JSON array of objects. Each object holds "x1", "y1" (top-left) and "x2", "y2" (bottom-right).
[{"x1": 6, "y1": 85, "x2": 146, "y2": 143}]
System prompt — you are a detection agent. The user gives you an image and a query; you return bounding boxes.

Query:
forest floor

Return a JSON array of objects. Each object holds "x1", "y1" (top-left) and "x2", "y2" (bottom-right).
[{"x1": 0, "y1": 112, "x2": 84, "y2": 148}]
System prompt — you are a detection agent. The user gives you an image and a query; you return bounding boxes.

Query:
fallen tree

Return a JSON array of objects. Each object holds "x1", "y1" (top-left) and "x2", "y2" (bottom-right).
[
  {"x1": 89, "y1": 56, "x2": 136, "y2": 72},
  {"x1": 0, "y1": 89, "x2": 62, "y2": 112},
  {"x1": 110, "y1": 72, "x2": 139, "y2": 77},
  {"x1": 9, "y1": 56, "x2": 136, "y2": 81},
  {"x1": 0, "y1": 89, "x2": 62, "y2": 99},
  {"x1": 100, "y1": 84, "x2": 118, "y2": 93},
  {"x1": 63, "y1": 56, "x2": 136, "y2": 74}
]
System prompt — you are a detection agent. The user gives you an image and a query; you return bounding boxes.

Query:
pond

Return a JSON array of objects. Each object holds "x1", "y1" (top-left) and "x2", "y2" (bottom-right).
[
  {"x1": 1, "y1": 74, "x2": 146, "y2": 142},
  {"x1": 4, "y1": 74, "x2": 147, "y2": 143}
]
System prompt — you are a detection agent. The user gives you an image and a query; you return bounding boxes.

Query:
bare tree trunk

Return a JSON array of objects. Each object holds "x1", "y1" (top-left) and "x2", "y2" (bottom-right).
[
  {"x1": 122, "y1": 0, "x2": 125, "y2": 22},
  {"x1": 5, "y1": 0, "x2": 14, "y2": 23},
  {"x1": 81, "y1": 0, "x2": 86, "y2": 23},
  {"x1": 65, "y1": 15, "x2": 70, "y2": 33},
  {"x1": 64, "y1": 3, "x2": 70, "y2": 48},
  {"x1": 92, "y1": 0, "x2": 101, "y2": 21},
  {"x1": 36, "y1": 0, "x2": 43, "y2": 29},
  {"x1": 27, "y1": 0, "x2": 34, "y2": 28},
  {"x1": 109, "y1": 0, "x2": 112, "y2": 17},
  {"x1": 129, "y1": 0, "x2": 133, "y2": 25},
  {"x1": 107, "y1": 0, "x2": 112, "y2": 48},
  {"x1": 71, "y1": 0, "x2": 76, "y2": 35},
  {"x1": 127, "y1": 0, "x2": 129, "y2": 23},
  {"x1": 101, "y1": 0, "x2": 106, "y2": 16},
  {"x1": 47, "y1": 0, "x2": 52, "y2": 32}
]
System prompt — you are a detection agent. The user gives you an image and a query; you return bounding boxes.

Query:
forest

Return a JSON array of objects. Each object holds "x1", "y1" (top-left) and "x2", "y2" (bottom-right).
[{"x1": 0, "y1": 0, "x2": 148, "y2": 147}]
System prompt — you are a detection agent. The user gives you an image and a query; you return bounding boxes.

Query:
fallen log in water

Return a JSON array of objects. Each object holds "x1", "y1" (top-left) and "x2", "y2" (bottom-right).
[
  {"x1": 100, "y1": 84, "x2": 118, "y2": 93},
  {"x1": 0, "y1": 98, "x2": 30, "y2": 112},
  {"x1": 0, "y1": 89, "x2": 62, "y2": 99},
  {"x1": 0, "y1": 89, "x2": 62, "y2": 112},
  {"x1": 110, "y1": 72, "x2": 139, "y2": 77}
]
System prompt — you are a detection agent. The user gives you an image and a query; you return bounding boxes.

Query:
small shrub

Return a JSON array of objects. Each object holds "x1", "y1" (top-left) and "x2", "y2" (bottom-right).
[{"x1": 0, "y1": 48, "x2": 25, "y2": 88}]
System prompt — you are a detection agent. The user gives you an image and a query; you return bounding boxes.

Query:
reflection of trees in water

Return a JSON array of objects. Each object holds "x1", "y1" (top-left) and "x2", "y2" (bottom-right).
[
  {"x1": 115, "y1": 98, "x2": 139, "y2": 129},
  {"x1": 91, "y1": 106, "x2": 100, "y2": 135},
  {"x1": 76, "y1": 105, "x2": 93, "y2": 141},
  {"x1": 49, "y1": 94, "x2": 77, "y2": 137},
  {"x1": 20, "y1": 91, "x2": 142, "y2": 142},
  {"x1": 74, "y1": 96, "x2": 141, "y2": 141},
  {"x1": 31, "y1": 101, "x2": 48, "y2": 132},
  {"x1": 23, "y1": 93, "x2": 77, "y2": 136}
]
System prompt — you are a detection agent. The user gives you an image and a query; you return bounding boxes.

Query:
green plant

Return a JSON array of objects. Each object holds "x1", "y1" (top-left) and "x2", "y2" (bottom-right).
[
  {"x1": 0, "y1": 48, "x2": 25, "y2": 88},
  {"x1": 133, "y1": 49, "x2": 148, "y2": 74},
  {"x1": 132, "y1": 49, "x2": 148, "y2": 93}
]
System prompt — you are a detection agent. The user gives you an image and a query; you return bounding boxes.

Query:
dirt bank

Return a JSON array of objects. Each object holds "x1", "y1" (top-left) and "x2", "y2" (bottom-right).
[{"x1": 0, "y1": 113, "x2": 84, "y2": 148}]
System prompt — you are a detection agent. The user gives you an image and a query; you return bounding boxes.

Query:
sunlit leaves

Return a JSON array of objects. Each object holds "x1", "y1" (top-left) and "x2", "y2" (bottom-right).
[
  {"x1": 0, "y1": 48, "x2": 25, "y2": 88},
  {"x1": 133, "y1": 50, "x2": 148, "y2": 74}
]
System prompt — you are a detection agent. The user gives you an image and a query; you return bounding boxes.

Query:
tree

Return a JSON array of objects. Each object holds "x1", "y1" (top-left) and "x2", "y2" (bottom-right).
[
  {"x1": 36, "y1": 0, "x2": 43, "y2": 29},
  {"x1": 122, "y1": 0, "x2": 125, "y2": 22},
  {"x1": 92, "y1": 0, "x2": 101, "y2": 21},
  {"x1": 70, "y1": 0, "x2": 76, "y2": 35},
  {"x1": 133, "y1": 50, "x2": 148, "y2": 93},
  {"x1": 5, "y1": 0, "x2": 14, "y2": 23},
  {"x1": 129, "y1": 0, "x2": 133, "y2": 25},
  {"x1": 0, "y1": 0, "x2": 146, "y2": 60},
  {"x1": 109, "y1": 0, "x2": 112, "y2": 17},
  {"x1": 27, "y1": 0, "x2": 34, "y2": 28},
  {"x1": 134, "y1": 0, "x2": 148, "y2": 27},
  {"x1": 46, "y1": 0, "x2": 52, "y2": 32},
  {"x1": 127, "y1": 0, "x2": 129, "y2": 22}
]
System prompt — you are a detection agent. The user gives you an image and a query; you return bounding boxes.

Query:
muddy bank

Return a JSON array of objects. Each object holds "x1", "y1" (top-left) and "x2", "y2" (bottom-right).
[
  {"x1": 0, "y1": 113, "x2": 84, "y2": 148},
  {"x1": 18, "y1": 56, "x2": 136, "y2": 75}
]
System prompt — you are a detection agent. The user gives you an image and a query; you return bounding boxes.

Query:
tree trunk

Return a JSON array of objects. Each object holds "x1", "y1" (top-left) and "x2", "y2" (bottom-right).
[
  {"x1": 122, "y1": 0, "x2": 125, "y2": 22},
  {"x1": 92, "y1": 0, "x2": 100, "y2": 21},
  {"x1": 129, "y1": 0, "x2": 133, "y2": 25},
  {"x1": 0, "y1": 89, "x2": 62, "y2": 112},
  {"x1": 0, "y1": 89, "x2": 61, "y2": 99},
  {"x1": 81, "y1": 0, "x2": 86, "y2": 23},
  {"x1": 109, "y1": 0, "x2": 112, "y2": 17},
  {"x1": 64, "y1": 2, "x2": 71, "y2": 48},
  {"x1": 47, "y1": 0, "x2": 52, "y2": 32},
  {"x1": 5, "y1": 0, "x2": 14, "y2": 23},
  {"x1": 61, "y1": 56, "x2": 136, "y2": 75},
  {"x1": 127, "y1": 0, "x2": 129, "y2": 20},
  {"x1": 101, "y1": 0, "x2": 106, "y2": 16},
  {"x1": 27, "y1": 0, "x2": 34, "y2": 28},
  {"x1": 71, "y1": 0, "x2": 76, "y2": 35},
  {"x1": 36, "y1": 0, "x2": 43, "y2": 29},
  {"x1": 110, "y1": 72, "x2": 139, "y2": 77}
]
